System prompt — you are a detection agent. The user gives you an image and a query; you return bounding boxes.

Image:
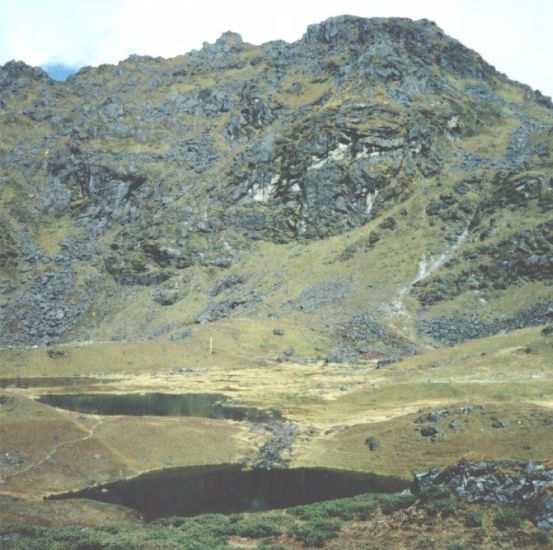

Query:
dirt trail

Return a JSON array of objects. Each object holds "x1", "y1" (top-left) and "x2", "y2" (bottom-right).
[{"x1": 0, "y1": 416, "x2": 103, "y2": 483}]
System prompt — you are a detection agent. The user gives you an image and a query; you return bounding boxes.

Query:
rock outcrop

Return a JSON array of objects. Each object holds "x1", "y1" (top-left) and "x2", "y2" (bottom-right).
[{"x1": 414, "y1": 459, "x2": 553, "y2": 529}]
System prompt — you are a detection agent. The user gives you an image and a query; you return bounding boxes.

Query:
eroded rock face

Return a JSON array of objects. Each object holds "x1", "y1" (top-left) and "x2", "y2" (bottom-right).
[{"x1": 413, "y1": 459, "x2": 553, "y2": 529}]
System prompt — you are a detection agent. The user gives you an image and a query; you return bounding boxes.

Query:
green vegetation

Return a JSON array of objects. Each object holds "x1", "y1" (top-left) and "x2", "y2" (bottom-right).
[
  {"x1": 1, "y1": 494, "x2": 385, "y2": 549},
  {"x1": 418, "y1": 486, "x2": 452, "y2": 503},
  {"x1": 426, "y1": 498, "x2": 457, "y2": 518},
  {"x1": 533, "y1": 530, "x2": 552, "y2": 546},
  {"x1": 226, "y1": 516, "x2": 284, "y2": 538},
  {"x1": 288, "y1": 493, "x2": 416, "y2": 523},
  {"x1": 464, "y1": 509, "x2": 484, "y2": 527},
  {"x1": 256, "y1": 542, "x2": 291, "y2": 550},
  {"x1": 378, "y1": 493, "x2": 417, "y2": 514},
  {"x1": 2, "y1": 493, "x2": 550, "y2": 549},
  {"x1": 289, "y1": 493, "x2": 378, "y2": 521},
  {"x1": 493, "y1": 507, "x2": 526, "y2": 529},
  {"x1": 289, "y1": 518, "x2": 342, "y2": 547}
]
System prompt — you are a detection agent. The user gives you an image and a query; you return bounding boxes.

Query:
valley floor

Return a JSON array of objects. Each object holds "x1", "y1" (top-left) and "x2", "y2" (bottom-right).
[{"x1": 0, "y1": 325, "x2": 552, "y2": 546}]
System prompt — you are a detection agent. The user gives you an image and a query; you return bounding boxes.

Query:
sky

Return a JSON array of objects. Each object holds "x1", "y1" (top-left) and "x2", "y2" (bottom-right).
[{"x1": 0, "y1": 0, "x2": 551, "y2": 96}]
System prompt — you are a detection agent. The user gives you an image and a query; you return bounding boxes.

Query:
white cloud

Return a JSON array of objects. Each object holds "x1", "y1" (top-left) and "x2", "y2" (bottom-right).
[{"x1": 0, "y1": 0, "x2": 551, "y2": 96}]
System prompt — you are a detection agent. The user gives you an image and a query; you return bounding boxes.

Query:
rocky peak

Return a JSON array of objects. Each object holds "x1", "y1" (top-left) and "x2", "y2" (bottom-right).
[
  {"x1": 188, "y1": 31, "x2": 245, "y2": 70},
  {"x1": 303, "y1": 15, "x2": 420, "y2": 45},
  {"x1": 213, "y1": 31, "x2": 243, "y2": 51},
  {"x1": 302, "y1": 15, "x2": 494, "y2": 80},
  {"x1": 0, "y1": 59, "x2": 49, "y2": 91}
]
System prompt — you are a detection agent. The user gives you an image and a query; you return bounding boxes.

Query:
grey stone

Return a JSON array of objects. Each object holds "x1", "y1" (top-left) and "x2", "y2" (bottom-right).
[
  {"x1": 420, "y1": 425, "x2": 439, "y2": 437},
  {"x1": 491, "y1": 418, "x2": 508, "y2": 429},
  {"x1": 365, "y1": 436, "x2": 380, "y2": 451},
  {"x1": 208, "y1": 274, "x2": 244, "y2": 297},
  {"x1": 0, "y1": 271, "x2": 91, "y2": 346},
  {"x1": 195, "y1": 299, "x2": 245, "y2": 323},
  {"x1": 416, "y1": 409, "x2": 449, "y2": 423},
  {"x1": 296, "y1": 278, "x2": 354, "y2": 311},
  {"x1": 534, "y1": 493, "x2": 553, "y2": 529},
  {"x1": 169, "y1": 329, "x2": 193, "y2": 341},
  {"x1": 253, "y1": 421, "x2": 299, "y2": 469},
  {"x1": 155, "y1": 288, "x2": 179, "y2": 306}
]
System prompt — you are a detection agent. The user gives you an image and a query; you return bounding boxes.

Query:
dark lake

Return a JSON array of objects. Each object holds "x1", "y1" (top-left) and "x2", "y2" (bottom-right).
[
  {"x1": 48, "y1": 465, "x2": 409, "y2": 520},
  {"x1": 36, "y1": 392, "x2": 282, "y2": 422}
]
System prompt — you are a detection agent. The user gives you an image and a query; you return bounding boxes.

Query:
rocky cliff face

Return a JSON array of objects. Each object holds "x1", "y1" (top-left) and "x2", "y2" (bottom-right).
[{"x1": 0, "y1": 16, "x2": 552, "y2": 356}]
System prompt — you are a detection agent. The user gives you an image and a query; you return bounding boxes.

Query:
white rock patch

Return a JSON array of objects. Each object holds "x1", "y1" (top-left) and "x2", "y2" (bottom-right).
[
  {"x1": 251, "y1": 174, "x2": 279, "y2": 202},
  {"x1": 307, "y1": 143, "x2": 350, "y2": 171}
]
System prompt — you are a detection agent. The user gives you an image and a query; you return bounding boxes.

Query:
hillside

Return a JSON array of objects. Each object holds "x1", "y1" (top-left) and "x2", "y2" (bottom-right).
[
  {"x1": 0, "y1": 15, "x2": 551, "y2": 359},
  {"x1": 1, "y1": 15, "x2": 553, "y2": 548}
]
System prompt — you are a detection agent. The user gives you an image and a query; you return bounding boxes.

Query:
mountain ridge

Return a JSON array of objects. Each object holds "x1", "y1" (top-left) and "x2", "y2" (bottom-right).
[{"x1": 0, "y1": 15, "x2": 552, "y2": 361}]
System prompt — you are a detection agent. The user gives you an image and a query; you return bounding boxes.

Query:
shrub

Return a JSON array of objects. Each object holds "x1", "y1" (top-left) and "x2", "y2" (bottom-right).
[
  {"x1": 289, "y1": 494, "x2": 378, "y2": 521},
  {"x1": 315, "y1": 500, "x2": 356, "y2": 521},
  {"x1": 427, "y1": 498, "x2": 456, "y2": 518},
  {"x1": 493, "y1": 508, "x2": 525, "y2": 530},
  {"x1": 464, "y1": 509, "x2": 483, "y2": 528},
  {"x1": 418, "y1": 486, "x2": 451, "y2": 503},
  {"x1": 289, "y1": 519, "x2": 341, "y2": 548},
  {"x1": 473, "y1": 527, "x2": 486, "y2": 540},
  {"x1": 353, "y1": 500, "x2": 378, "y2": 521},
  {"x1": 289, "y1": 504, "x2": 325, "y2": 521},
  {"x1": 379, "y1": 494, "x2": 417, "y2": 514},
  {"x1": 322, "y1": 497, "x2": 378, "y2": 521},
  {"x1": 156, "y1": 513, "x2": 229, "y2": 530},
  {"x1": 256, "y1": 543, "x2": 290, "y2": 550},
  {"x1": 169, "y1": 516, "x2": 231, "y2": 549},
  {"x1": 229, "y1": 518, "x2": 282, "y2": 538},
  {"x1": 446, "y1": 544, "x2": 466, "y2": 550},
  {"x1": 533, "y1": 530, "x2": 552, "y2": 545}
]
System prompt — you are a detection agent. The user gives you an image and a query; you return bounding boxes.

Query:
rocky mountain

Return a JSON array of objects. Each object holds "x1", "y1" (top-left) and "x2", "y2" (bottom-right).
[{"x1": 1, "y1": 15, "x2": 552, "y2": 360}]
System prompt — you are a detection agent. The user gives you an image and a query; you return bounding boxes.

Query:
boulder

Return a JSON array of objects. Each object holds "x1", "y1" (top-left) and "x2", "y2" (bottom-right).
[
  {"x1": 365, "y1": 436, "x2": 380, "y2": 451},
  {"x1": 420, "y1": 425, "x2": 439, "y2": 437},
  {"x1": 154, "y1": 288, "x2": 179, "y2": 306},
  {"x1": 416, "y1": 409, "x2": 449, "y2": 423}
]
